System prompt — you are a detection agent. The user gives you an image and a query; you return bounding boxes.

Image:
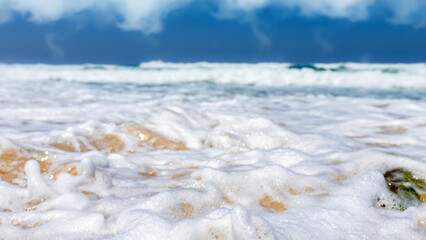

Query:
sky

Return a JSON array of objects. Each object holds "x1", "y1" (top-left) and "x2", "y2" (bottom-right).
[{"x1": 0, "y1": 0, "x2": 426, "y2": 64}]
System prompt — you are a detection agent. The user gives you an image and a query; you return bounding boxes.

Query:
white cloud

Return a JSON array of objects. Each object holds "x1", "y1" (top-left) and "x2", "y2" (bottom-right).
[
  {"x1": 214, "y1": 0, "x2": 376, "y2": 45},
  {"x1": 45, "y1": 33, "x2": 64, "y2": 58},
  {"x1": 384, "y1": 0, "x2": 426, "y2": 27},
  {"x1": 314, "y1": 29, "x2": 334, "y2": 54},
  {"x1": 216, "y1": 0, "x2": 375, "y2": 20},
  {"x1": 0, "y1": 0, "x2": 13, "y2": 23},
  {"x1": 0, "y1": 0, "x2": 425, "y2": 33},
  {"x1": 3, "y1": 0, "x2": 97, "y2": 22},
  {"x1": 287, "y1": 0, "x2": 374, "y2": 20},
  {"x1": 0, "y1": 0, "x2": 192, "y2": 33},
  {"x1": 114, "y1": 0, "x2": 192, "y2": 33},
  {"x1": 0, "y1": 11, "x2": 12, "y2": 23}
]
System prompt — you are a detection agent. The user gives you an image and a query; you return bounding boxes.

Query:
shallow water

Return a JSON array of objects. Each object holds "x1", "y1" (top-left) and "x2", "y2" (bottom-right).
[{"x1": 0, "y1": 62, "x2": 426, "y2": 239}]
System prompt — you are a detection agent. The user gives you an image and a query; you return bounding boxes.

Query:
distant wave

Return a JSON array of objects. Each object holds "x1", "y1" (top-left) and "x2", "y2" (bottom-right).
[{"x1": 0, "y1": 62, "x2": 425, "y2": 89}]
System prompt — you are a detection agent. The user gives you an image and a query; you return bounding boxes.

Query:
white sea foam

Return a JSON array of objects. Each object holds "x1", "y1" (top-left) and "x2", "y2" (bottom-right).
[{"x1": 0, "y1": 63, "x2": 426, "y2": 239}]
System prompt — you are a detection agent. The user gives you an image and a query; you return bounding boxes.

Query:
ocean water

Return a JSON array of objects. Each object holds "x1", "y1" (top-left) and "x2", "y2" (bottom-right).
[{"x1": 0, "y1": 62, "x2": 426, "y2": 239}]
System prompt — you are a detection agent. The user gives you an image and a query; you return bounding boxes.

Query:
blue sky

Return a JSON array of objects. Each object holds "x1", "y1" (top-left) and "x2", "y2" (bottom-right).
[{"x1": 0, "y1": 0, "x2": 426, "y2": 64}]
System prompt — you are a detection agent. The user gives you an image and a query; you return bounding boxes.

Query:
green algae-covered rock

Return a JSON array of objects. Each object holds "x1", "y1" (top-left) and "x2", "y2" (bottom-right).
[{"x1": 382, "y1": 168, "x2": 426, "y2": 210}]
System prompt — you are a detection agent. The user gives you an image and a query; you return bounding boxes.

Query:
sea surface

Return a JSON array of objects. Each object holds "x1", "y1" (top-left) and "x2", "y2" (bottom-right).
[{"x1": 0, "y1": 62, "x2": 426, "y2": 239}]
